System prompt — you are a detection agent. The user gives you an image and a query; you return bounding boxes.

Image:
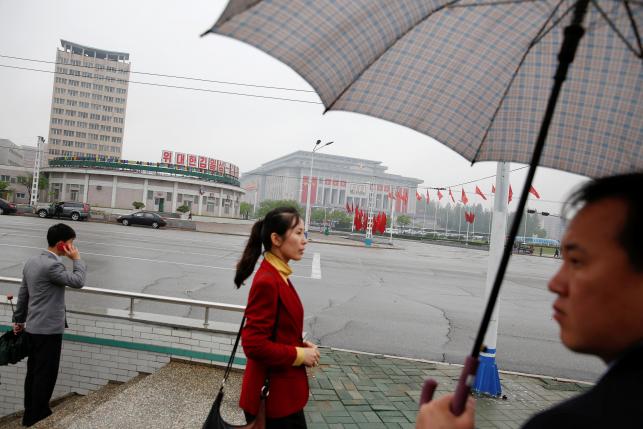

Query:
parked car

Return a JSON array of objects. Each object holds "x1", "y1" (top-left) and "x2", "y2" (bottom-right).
[
  {"x1": 117, "y1": 211, "x2": 167, "y2": 229},
  {"x1": 0, "y1": 198, "x2": 17, "y2": 215},
  {"x1": 36, "y1": 201, "x2": 90, "y2": 221}
]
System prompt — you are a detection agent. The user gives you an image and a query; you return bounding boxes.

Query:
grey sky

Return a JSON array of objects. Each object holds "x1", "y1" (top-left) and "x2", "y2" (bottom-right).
[{"x1": 0, "y1": 0, "x2": 589, "y2": 214}]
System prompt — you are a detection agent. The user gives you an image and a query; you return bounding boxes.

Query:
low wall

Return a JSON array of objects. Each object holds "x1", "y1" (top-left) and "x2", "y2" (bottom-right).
[{"x1": 0, "y1": 303, "x2": 244, "y2": 417}]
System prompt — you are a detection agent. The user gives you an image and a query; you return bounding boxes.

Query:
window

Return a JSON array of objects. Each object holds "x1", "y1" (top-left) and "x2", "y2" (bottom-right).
[
  {"x1": 116, "y1": 88, "x2": 127, "y2": 94},
  {"x1": 89, "y1": 123, "x2": 99, "y2": 130},
  {"x1": 65, "y1": 109, "x2": 76, "y2": 117},
  {"x1": 55, "y1": 87, "x2": 66, "y2": 94},
  {"x1": 113, "y1": 127, "x2": 123, "y2": 133},
  {"x1": 78, "y1": 111, "x2": 88, "y2": 118},
  {"x1": 75, "y1": 131, "x2": 86, "y2": 138},
  {"x1": 53, "y1": 108, "x2": 64, "y2": 114},
  {"x1": 74, "y1": 141, "x2": 85, "y2": 148},
  {"x1": 101, "y1": 115, "x2": 111, "y2": 121},
  {"x1": 90, "y1": 113, "x2": 100, "y2": 120},
  {"x1": 114, "y1": 107, "x2": 125, "y2": 114},
  {"x1": 68, "y1": 79, "x2": 79, "y2": 87},
  {"x1": 49, "y1": 138, "x2": 61, "y2": 145},
  {"x1": 54, "y1": 97, "x2": 65, "y2": 104},
  {"x1": 93, "y1": 84, "x2": 103, "y2": 90},
  {"x1": 102, "y1": 106, "x2": 113, "y2": 112},
  {"x1": 66, "y1": 99, "x2": 77, "y2": 106},
  {"x1": 79, "y1": 101, "x2": 90, "y2": 108},
  {"x1": 63, "y1": 130, "x2": 74, "y2": 136},
  {"x1": 87, "y1": 143, "x2": 98, "y2": 150},
  {"x1": 113, "y1": 117, "x2": 124, "y2": 124},
  {"x1": 77, "y1": 121, "x2": 87, "y2": 128},
  {"x1": 62, "y1": 140, "x2": 74, "y2": 146},
  {"x1": 51, "y1": 118, "x2": 64, "y2": 125},
  {"x1": 16, "y1": 193, "x2": 26, "y2": 199},
  {"x1": 105, "y1": 86, "x2": 115, "y2": 93},
  {"x1": 68, "y1": 89, "x2": 78, "y2": 96},
  {"x1": 99, "y1": 135, "x2": 109, "y2": 142},
  {"x1": 99, "y1": 125, "x2": 112, "y2": 132},
  {"x1": 55, "y1": 77, "x2": 67, "y2": 84},
  {"x1": 0, "y1": 175, "x2": 10, "y2": 182},
  {"x1": 111, "y1": 136, "x2": 121, "y2": 143},
  {"x1": 80, "y1": 82, "x2": 92, "y2": 89},
  {"x1": 92, "y1": 93, "x2": 103, "y2": 100},
  {"x1": 51, "y1": 128, "x2": 62, "y2": 135}
]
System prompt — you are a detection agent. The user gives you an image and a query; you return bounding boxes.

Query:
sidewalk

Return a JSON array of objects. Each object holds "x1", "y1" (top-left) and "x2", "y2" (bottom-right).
[{"x1": 305, "y1": 348, "x2": 591, "y2": 429}]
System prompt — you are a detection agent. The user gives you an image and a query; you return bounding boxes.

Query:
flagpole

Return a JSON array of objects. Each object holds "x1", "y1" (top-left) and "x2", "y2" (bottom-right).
[
  {"x1": 466, "y1": 221, "x2": 470, "y2": 245},
  {"x1": 389, "y1": 187, "x2": 395, "y2": 245},
  {"x1": 422, "y1": 198, "x2": 427, "y2": 231},
  {"x1": 433, "y1": 201, "x2": 438, "y2": 236},
  {"x1": 445, "y1": 204, "x2": 449, "y2": 236},
  {"x1": 458, "y1": 204, "x2": 462, "y2": 240}
]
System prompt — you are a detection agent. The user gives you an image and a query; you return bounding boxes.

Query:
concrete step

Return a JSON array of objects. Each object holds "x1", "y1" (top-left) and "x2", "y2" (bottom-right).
[
  {"x1": 63, "y1": 360, "x2": 245, "y2": 429},
  {"x1": 0, "y1": 374, "x2": 148, "y2": 429},
  {"x1": 34, "y1": 374, "x2": 149, "y2": 429}
]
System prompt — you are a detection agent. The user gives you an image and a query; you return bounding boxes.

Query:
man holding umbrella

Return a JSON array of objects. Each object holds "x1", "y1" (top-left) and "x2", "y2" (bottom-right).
[{"x1": 416, "y1": 172, "x2": 643, "y2": 428}]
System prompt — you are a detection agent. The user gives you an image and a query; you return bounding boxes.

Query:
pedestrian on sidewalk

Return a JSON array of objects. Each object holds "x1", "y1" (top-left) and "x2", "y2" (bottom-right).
[
  {"x1": 12, "y1": 223, "x2": 87, "y2": 427},
  {"x1": 234, "y1": 207, "x2": 319, "y2": 428},
  {"x1": 416, "y1": 173, "x2": 643, "y2": 429}
]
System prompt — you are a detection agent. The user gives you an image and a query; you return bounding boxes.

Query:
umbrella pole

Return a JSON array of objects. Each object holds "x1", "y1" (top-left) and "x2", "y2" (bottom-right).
[{"x1": 421, "y1": 0, "x2": 591, "y2": 415}]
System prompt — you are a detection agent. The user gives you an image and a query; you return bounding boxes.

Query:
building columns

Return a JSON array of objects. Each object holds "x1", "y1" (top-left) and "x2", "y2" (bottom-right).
[
  {"x1": 111, "y1": 176, "x2": 117, "y2": 208},
  {"x1": 218, "y1": 190, "x2": 223, "y2": 217},
  {"x1": 172, "y1": 182, "x2": 179, "y2": 212},
  {"x1": 83, "y1": 174, "x2": 89, "y2": 203},
  {"x1": 142, "y1": 179, "x2": 148, "y2": 207}
]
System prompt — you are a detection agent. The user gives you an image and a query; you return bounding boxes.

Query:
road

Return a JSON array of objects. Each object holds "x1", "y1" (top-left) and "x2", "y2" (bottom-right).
[{"x1": 0, "y1": 216, "x2": 604, "y2": 382}]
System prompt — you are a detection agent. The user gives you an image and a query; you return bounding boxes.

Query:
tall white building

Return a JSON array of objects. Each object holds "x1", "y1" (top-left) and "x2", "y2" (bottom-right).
[
  {"x1": 241, "y1": 151, "x2": 423, "y2": 214},
  {"x1": 46, "y1": 40, "x2": 130, "y2": 163}
]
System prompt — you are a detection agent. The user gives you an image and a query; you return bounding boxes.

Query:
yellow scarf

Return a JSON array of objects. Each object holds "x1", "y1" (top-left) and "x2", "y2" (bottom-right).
[{"x1": 264, "y1": 251, "x2": 292, "y2": 284}]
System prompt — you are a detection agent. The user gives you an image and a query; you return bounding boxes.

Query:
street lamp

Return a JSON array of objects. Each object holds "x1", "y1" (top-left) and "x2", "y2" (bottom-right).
[{"x1": 304, "y1": 139, "x2": 333, "y2": 237}]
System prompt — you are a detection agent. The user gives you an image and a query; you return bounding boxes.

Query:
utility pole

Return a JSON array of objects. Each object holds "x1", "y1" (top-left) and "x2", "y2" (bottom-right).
[{"x1": 30, "y1": 136, "x2": 44, "y2": 207}]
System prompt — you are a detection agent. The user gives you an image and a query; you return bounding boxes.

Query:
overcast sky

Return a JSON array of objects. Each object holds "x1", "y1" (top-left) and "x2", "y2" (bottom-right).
[{"x1": 0, "y1": 0, "x2": 589, "y2": 214}]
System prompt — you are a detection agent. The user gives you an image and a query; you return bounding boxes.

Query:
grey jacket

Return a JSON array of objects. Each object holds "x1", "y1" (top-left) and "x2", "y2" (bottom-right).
[{"x1": 13, "y1": 250, "x2": 86, "y2": 334}]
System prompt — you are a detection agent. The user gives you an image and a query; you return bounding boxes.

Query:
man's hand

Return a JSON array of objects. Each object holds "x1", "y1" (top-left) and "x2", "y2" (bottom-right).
[
  {"x1": 63, "y1": 243, "x2": 81, "y2": 260},
  {"x1": 13, "y1": 323, "x2": 24, "y2": 334},
  {"x1": 416, "y1": 394, "x2": 475, "y2": 429}
]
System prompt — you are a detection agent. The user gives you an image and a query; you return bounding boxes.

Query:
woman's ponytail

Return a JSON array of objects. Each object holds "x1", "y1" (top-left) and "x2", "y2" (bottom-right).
[{"x1": 234, "y1": 219, "x2": 264, "y2": 288}]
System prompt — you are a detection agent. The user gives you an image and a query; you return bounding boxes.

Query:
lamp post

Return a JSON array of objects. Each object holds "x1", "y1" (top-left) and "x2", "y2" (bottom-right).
[{"x1": 304, "y1": 139, "x2": 333, "y2": 237}]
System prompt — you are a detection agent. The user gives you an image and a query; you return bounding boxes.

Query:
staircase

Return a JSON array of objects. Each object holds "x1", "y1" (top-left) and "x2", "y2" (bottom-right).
[{"x1": 0, "y1": 361, "x2": 245, "y2": 429}]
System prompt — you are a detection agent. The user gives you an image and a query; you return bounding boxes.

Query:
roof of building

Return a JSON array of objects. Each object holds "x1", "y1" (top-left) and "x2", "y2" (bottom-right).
[
  {"x1": 60, "y1": 39, "x2": 130, "y2": 62},
  {"x1": 243, "y1": 150, "x2": 423, "y2": 185}
]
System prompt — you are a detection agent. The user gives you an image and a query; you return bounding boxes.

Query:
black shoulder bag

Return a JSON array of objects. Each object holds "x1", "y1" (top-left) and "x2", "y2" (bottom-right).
[{"x1": 202, "y1": 299, "x2": 281, "y2": 429}]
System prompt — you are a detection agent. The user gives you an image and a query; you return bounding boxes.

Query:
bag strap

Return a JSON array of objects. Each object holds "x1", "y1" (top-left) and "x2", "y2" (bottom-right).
[{"x1": 219, "y1": 295, "x2": 281, "y2": 393}]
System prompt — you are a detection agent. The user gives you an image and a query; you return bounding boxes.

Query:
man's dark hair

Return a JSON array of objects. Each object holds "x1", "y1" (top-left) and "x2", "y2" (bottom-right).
[
  {"x1": 47, "y1": 223, "x2": 76, "y2": 247},
  {"x1": 564, "y1": 172, "x2": 643, "y2": 271}
]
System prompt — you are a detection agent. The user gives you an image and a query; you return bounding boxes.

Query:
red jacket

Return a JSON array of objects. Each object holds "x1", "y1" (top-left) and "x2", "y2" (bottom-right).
[{"x1": 239, "y1": 259, "x2": 309, "y2": 418}]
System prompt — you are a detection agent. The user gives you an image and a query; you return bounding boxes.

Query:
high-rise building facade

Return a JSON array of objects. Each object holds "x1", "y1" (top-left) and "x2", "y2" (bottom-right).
[{"x1": 46, "y1": 40, "x2": 130, "y2": 163}]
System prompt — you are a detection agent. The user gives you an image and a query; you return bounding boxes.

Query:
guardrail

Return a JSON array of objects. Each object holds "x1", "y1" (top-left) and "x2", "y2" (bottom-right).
[{"x1": 0, "y1": 276, "x2": 245, "y2": 328}]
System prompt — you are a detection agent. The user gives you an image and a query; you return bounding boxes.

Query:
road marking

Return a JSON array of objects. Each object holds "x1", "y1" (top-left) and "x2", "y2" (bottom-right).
[
  {"x1": 311, "y1": 252, "x2": 321, "y2": 279},
  {"x1": 0, "y1": 243, "x2": 235, "y2": 271}
]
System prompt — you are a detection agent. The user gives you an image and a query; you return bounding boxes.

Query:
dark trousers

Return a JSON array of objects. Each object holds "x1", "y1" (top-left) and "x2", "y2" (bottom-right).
[
  {"x1": 245, "y1": 410, "x2": 307, "y2": 429},
  {"x1": 22, "y1": 333, "x2": 63, "y2": 427}
]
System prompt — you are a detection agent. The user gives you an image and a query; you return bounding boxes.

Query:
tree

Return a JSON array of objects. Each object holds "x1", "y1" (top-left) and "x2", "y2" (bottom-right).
[
  {"x1": 328, "y1": 210, "x2": 352, "y2": 229},
  {"x1": 397, "y1": 215, "x2": 411, "y2": 227},
  {"x1": 132, "y1": 201, "x2": 145, "y2": 210},
  {"x1": 17, "y1": 174, "x2": 49, "y2": 203},
  {"x1": 0, "y1": 181, "x2": 11, "y2": 199},
  {"x1": 240, "y1": 202, "x2": 254, "y2": 219},
  {"x1": 256, "y1": 199, "x2": 303, "y2": 219},
  {"x1": 176, "y1": 203, "x2": 191, "y2": 214},
  {"x1": 311, "y1": 208, "x2": 326, "y2": 223}
]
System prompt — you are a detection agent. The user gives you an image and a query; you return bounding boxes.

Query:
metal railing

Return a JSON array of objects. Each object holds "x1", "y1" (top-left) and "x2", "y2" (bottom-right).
[{"x1": 0, "y1": 276, "x2": 245, "y2": 328}]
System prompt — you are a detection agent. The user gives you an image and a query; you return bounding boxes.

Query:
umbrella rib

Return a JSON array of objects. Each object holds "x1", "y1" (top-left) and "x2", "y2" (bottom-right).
[
  {"x1": 591, "y1": 0, "x2": 643, "y2": 58},
  {"x1": 472, "y1": 0, "x2": 569, "y2": 163},
  {"x1": 624, "y1": 0, "x2": 643, "y2": 56},
  {"x1": 324, "y1": 0, "x2": 465, "y2": 113}
]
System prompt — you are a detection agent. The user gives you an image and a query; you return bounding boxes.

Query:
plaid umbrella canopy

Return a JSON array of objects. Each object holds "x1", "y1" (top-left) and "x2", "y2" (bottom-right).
[
  {"x1": 205, "y1": 0, "x2": 642, "y2": 179},
  {"x1": 204, "y1": 0, "x2": 642, "y2": 414}
]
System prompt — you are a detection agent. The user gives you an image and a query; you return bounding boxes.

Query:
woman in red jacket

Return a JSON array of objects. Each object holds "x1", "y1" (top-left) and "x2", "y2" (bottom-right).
[{"x1": 234, "y1": 206, "x2": 320, "y2": 428}]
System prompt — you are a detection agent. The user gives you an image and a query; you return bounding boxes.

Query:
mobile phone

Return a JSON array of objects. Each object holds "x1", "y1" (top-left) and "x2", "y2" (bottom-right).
[{"x1": 56, "y1": 242, "x2": 68, "y2": 252}]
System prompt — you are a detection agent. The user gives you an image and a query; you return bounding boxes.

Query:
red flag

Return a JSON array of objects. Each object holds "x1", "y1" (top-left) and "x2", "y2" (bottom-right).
[
  {"x1": 425, "y1": 191, "x2": 430, "y2": 203},
  {"x1": 380, "y1": 212, "x2": 387, "y2": 234},
  {"x1": 475, "y1": 186, "x2": 487, "y2": 201},
  {"x1": 437, "y1": 189, "x2": 443, "y2": 200},
  {"x1": 508, "y1": 185, "x2": 513, "y2": 203},
  {"x1": 362, "y1": 210, "x2": 368, "y2": 231},
  {"x1": 354, "y1": 207, "x2": 361, "y2": 230},
  {"x1": 529, "y1": 186, "x2": 541, "y2": 199},
  {"x1": 492, "y1": 184, "x2": 496, "y2": 193},
  {"x1": 461, "y1": 188, "x2": 469, "y2": 205},
  {"x1": 416, "y1": 191, "x2": 422, "y2": 201},
  {"x1": 449, "y1": 188, "x2": 455, "y2": 203}
]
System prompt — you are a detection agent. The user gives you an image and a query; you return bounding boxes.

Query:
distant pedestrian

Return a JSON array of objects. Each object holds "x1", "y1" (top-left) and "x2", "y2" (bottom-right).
[
  {"x1": 13, "y1": 223, "x2": 87, "y2": 427},
  {"x1": 53, "y1": 202, "x2": 63, "y2": 219},
  {"x1": 188, "y1": 211, "x2": 193, "y2": 220},
  {"x1": 554, "y1": 247, "x2": 560, "y2": 258}
]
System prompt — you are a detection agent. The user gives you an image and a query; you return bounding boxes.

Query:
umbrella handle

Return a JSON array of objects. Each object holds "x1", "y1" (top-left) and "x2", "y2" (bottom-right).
[
  {"x1": 419, "y1": 379, "x2": 438, "y2": 405},
  {"x1": 450, "y1": 356, "x2": 479, "y2": 415}
]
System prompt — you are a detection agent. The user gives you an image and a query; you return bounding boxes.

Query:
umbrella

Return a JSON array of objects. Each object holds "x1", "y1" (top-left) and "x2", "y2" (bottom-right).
[{"x1": 203, "y1": 0, "x2": 642, "y2": 414}]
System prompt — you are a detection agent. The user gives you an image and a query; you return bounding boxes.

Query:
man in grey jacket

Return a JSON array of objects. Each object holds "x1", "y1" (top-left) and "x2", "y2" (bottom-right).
[{"x1": 12, "y1": 223, "x2": 86, "y2": 427}]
